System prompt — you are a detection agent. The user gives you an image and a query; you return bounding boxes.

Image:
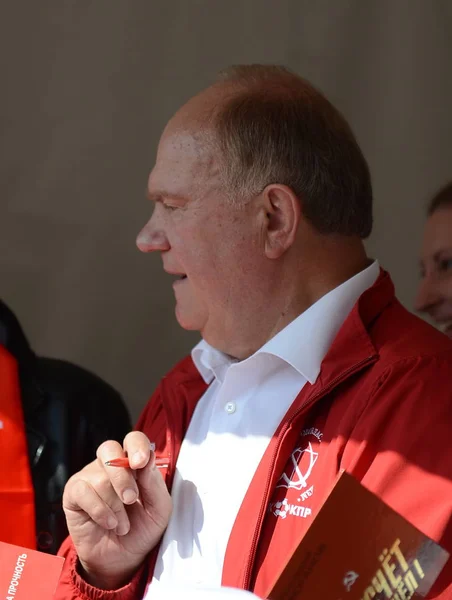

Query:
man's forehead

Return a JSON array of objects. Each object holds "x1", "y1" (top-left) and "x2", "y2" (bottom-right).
[
  {"x1": 148, "y1": 127, "x2": 221, "y2": 197},
  {"x1": 159, "y1": 123, "x2": 219, "y2": 166},
  {"x1": 157, "y1": 127, "x2": 211, "y2": 161}
]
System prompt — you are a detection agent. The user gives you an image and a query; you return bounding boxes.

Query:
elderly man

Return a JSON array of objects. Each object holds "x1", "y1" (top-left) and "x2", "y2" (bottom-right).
[{"x1": 55, "y1": 65, "x2": 452, "y2": 600}]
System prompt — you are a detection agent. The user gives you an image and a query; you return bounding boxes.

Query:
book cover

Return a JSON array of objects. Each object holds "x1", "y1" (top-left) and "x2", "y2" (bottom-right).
[
  {"x1": 0, "y1": 541, "x2": 65, "y2": 600},
  {"x1": 266, "y1": 471, "x2": 449, "y2": 600}
]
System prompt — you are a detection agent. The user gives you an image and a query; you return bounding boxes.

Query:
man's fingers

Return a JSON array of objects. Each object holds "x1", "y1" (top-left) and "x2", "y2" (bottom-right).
[
  {"x1": 63, "y1": 477, "x2": 131, "y2": 536},
  {"x1": 96, "y1": 440, "x2": 139, "y2": 504},
  {"x1": 64, "y1": 435, "x2": 169, "y2": 540},
  {"x1": 123, "y1": 431, "x2": 153, "y2": 469},
  {"x1": 98, "y1": 434, "x2": 171, "y2": 531}
]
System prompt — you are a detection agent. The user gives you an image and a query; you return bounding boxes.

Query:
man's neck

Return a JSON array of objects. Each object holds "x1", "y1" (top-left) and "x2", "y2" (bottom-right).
[{"x1": 213, "y1": 249, "x2": 372, "y2": 360}]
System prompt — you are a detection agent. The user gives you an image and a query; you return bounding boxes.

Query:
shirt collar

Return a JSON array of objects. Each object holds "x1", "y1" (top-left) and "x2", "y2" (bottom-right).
[
  {"x1": 191, "y1": 341, "x2": 237, "y2": 384},
  {"x1": 192, "y1": 260, "x2": 380, "y2": 385}
]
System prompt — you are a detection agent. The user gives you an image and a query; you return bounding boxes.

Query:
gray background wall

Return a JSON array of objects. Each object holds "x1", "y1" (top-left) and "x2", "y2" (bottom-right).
[{"x1": 1, "y1": 1, "x2": 451, "y2": 421}]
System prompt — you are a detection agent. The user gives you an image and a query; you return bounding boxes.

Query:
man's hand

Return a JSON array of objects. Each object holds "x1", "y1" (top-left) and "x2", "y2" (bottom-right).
[{"x1": 62, "y1": 431, "x2": 172, "y2": 590}]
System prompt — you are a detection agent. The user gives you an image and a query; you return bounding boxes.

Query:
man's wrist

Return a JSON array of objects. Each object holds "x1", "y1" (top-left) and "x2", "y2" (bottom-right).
[{"x1": 77, "y1": 559, "x2": 140, "y2": 591}]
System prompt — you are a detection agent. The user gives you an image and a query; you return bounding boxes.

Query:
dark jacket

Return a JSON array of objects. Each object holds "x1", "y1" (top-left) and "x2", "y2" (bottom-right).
[{"x1": 0, "y1": 299, "x2": 132, "y2": 554}]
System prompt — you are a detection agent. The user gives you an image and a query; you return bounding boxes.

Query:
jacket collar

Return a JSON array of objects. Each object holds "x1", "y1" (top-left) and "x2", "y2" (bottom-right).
[{"x1": 315, "y1": 267, "x2": 393, "y2": 389}]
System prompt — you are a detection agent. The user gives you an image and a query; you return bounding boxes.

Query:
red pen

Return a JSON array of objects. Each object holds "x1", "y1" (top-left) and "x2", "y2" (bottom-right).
[{"x1": 105, "y1": 456, "x2": 168, "y2": 469}]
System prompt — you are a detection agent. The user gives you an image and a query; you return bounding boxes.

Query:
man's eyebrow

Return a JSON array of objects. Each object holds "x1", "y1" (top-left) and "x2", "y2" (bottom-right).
[
  {"x1": 145, "y1": 190, "x2": 189, "y2": 203},
  {"x1": 146, "y1": 190, "x2": 163, "y2": 202}
]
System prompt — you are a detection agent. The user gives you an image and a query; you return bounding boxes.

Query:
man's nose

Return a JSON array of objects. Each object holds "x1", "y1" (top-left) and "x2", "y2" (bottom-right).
[
  {"x1": 414, "y1": 276, "x2": 441, "y2": 314},
  {"x1": 136, "y1": 218, "x2": 170, "y2": 253}
]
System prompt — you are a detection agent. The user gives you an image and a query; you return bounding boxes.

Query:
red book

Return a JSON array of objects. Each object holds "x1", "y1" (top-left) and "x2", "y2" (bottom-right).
[
  {"x1": 265, "y1": 471, "x2": 449, "y2": 600},
  {"x1": 0, "y1": 542, "x2": 64, "y2": 600}
]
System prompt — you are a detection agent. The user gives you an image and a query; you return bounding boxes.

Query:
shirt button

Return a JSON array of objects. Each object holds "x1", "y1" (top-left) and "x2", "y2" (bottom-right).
[{"x1": 225, "y1": 401, "x2": 236, "y2": 414}]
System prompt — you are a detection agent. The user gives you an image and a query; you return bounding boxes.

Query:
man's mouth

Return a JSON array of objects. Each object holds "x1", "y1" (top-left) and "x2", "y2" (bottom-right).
[
  {"x1": 164, "y1": 269, "x2": 187, "y2": 281},
  {"x1": 172, "y1": 274, "x2": 187, "y2": 286}
]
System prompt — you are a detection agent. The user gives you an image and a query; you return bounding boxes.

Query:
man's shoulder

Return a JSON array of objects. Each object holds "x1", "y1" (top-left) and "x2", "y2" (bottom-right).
[
  {"x1": 371, "y1": 299, "x2": 452, "y2": 369},
  {"x1": 353, "y1": 269, "x2": 452, "y2": 370}
]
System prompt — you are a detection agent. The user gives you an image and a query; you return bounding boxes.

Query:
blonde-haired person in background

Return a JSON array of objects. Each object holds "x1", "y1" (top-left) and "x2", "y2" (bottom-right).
[{"x1": 416, "y1": 182, "x2": 452, "y2": 339}]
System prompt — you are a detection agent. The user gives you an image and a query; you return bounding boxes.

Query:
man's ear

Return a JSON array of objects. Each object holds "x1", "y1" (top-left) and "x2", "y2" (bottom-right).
[{"x1": 261, "y1": 184, "x2": 301, "y2": 259}]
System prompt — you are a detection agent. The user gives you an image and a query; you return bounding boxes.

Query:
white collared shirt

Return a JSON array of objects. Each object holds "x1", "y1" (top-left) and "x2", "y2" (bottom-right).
[{"x1": 146, "y1": 261, "x2": 379, "y2": 598}]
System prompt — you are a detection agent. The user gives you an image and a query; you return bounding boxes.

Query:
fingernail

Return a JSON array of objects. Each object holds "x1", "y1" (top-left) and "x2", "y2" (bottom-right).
[
  {"x1": 122, "y1": 488, "x2": 137, "y2": 504},
  {"x1": 131, "y1": 451, "x2": 143, "y2": 467},
  {"x1": 107, "y1": 516, "x2": 118, "y2": 529},
  {"x1": 116, "y1": 521, "x2": 130, "y2": 536}
]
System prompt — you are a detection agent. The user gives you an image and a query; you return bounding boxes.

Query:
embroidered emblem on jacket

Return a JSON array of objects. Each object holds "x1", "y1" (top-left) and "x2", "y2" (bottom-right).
[{"x1": 268, "y1": 427, "x2": 323, "y2": 520}]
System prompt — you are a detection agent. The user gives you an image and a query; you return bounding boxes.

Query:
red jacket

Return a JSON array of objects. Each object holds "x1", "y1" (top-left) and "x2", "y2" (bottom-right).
[{"x1": 55, "y1": 271, "x2": 452, "y2": 599}]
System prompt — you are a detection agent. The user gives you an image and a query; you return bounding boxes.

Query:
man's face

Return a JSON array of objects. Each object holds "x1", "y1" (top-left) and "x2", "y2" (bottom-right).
[
  {"x1": 415, "y1": 205, "x2": 452, "y2": 338},
  {"x1": 136, "y1": 126, "x2": 269, "y2": 349}
]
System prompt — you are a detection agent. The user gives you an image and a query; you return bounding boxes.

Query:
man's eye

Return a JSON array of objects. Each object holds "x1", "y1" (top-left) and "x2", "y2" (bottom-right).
[{"x1": 163, "y1": 203, "x2": 177, "y2": 211}]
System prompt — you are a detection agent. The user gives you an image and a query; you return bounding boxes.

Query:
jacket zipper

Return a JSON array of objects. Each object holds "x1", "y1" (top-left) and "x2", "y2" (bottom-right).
[{"x1": 242, "y1": 354, "x2": 376, "y2": 591}]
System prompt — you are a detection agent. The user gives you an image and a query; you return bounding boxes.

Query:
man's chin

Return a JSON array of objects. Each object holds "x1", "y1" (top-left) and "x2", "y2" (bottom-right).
[{"x1": 174, "y1": 306, "x2": 204, "y2": 332}]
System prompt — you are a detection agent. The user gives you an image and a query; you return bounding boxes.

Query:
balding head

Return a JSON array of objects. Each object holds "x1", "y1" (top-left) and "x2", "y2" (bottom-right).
[{"x1": 165, "y1": 64, "x2": 373, "y2": 238}]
